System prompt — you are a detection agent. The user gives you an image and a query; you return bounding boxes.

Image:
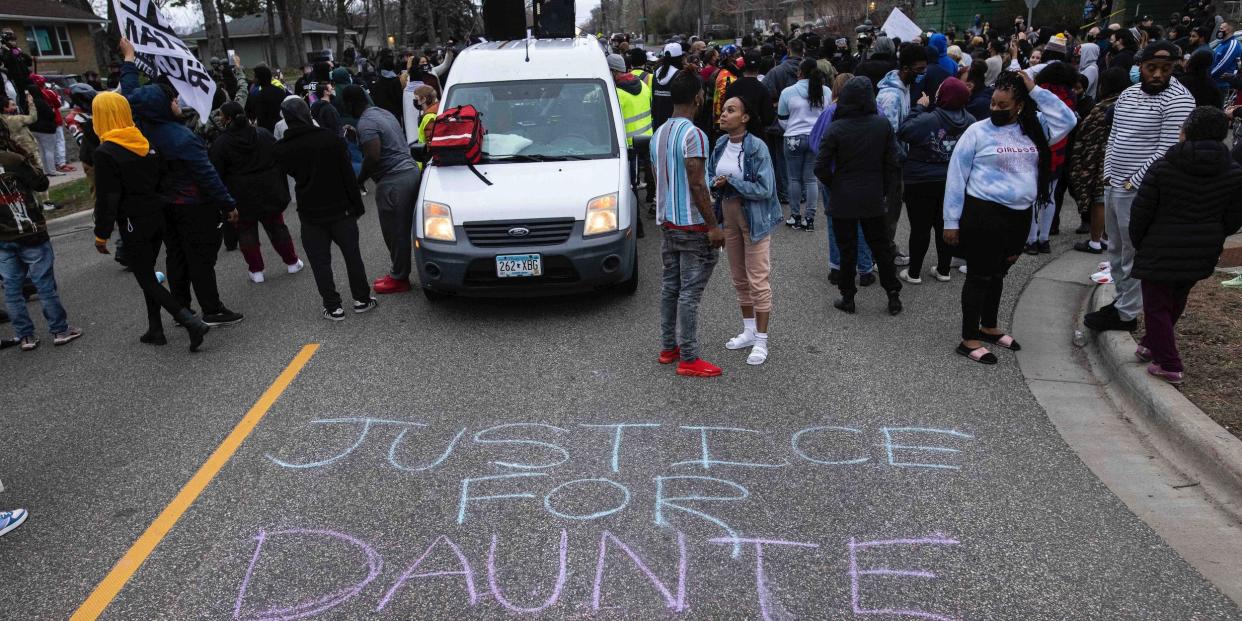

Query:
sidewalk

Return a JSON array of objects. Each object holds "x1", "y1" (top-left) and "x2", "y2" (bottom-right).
[
  {"x1": 1013, "y1": 249, "x2": 1242, "y2": 607},
  {"x1": 46, "y1": 166, "x2": 85, "y2": 188}
]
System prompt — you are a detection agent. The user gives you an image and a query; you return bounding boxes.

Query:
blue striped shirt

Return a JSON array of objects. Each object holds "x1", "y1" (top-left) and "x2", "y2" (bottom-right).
[{"x1": 651, "y1": 117, "x2": 709, "y2": 226}]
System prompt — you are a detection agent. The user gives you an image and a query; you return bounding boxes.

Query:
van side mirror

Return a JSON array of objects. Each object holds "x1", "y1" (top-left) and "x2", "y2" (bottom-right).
[{"x1": 410, "y1": 142, "x2": 429, "y2": 162}]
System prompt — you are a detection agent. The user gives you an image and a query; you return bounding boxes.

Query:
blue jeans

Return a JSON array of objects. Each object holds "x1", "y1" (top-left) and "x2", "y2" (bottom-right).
[
  {"x1": 783, "y1": 134, "x2": 819, "y2": 221},
  {"x1": 0, "y1": 240, "x2": 69, "y2": 338},
  {"x1": 660, "y1": 227, "x2": 718, "y2": 362},
  {"x1": 822, "y1": 184, "x2": 873, "y2": 273}
]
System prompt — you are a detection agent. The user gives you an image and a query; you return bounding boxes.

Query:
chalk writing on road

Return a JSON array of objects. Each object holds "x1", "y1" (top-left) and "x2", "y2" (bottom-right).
[
  {"x1": 238, "y1": 419, "x2": 976, "y2": 619},
  {"x1": 233, "y1": 528, "x2": 962, "y2": 621}
]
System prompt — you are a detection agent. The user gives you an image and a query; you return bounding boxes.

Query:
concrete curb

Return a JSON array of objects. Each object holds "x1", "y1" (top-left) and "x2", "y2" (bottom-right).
[{"x1": 1089, "y1": 283, "x2": 1242, "y2": 518}]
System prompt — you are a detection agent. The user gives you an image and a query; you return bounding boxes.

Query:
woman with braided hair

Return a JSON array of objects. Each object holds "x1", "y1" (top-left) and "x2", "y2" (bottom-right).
[{"x1": 942, "y1": 70, "x2": 1076, "y2": 364}]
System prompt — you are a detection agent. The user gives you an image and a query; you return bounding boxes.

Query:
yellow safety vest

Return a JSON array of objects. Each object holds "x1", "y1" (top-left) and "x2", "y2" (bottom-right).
[
  {"x1": 616, "y1": 80, "x2": 653, "y2": 148},
  {"x1": 631, "y1": 69, "x2": 652, "y2": 90}
]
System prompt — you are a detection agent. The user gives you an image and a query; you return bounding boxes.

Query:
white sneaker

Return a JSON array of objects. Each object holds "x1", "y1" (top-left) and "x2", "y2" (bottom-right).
[
  {"x1": 894, "y1": 254, "x2": 911, "y2": 266},
  {"x1": 287, "y1": 259, "x2": 305, "y2": 274},
  {"x1": 899, "y1": 268, "x2": 922, "y2": 284},
  {"x1": 248, "y1": 271, "x2": 265, "y2": 283},
  {"x1": 958, "y1": 264, "x2": 969, "y2": 274},
  {"x1": 746, "y1": 340, "x2": 768, "y2": 365},
  {"x1": 41, "y1": 202, "x2": 57, "y2": 211},
  {"x1": 929, "y1": 267, "x2": 951, "y2": 282},
  {"x1": 1090, "y1": 270, "x2": 1113, "y2": 284},
  {"x1": 950, "y1": 257, "x2": 966, "y2": 268},
  {"x1": 726, "y1": 331, "x2": 756, "y2": 350},
  {"x1": 1097, "y1": 261, "x2": 1111, "y2": 272},
  {"x1": 785, "y1": 216, "x2": 797, "y2": 226}
]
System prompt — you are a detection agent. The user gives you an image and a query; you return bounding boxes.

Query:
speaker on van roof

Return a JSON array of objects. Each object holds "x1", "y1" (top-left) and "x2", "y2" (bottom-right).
[
  {"x1": 482, "y1": 0, "x2": 526, "y2": 41},
  {"x1": 534, "y1": 0, "x2": 575, "y2": 38}
]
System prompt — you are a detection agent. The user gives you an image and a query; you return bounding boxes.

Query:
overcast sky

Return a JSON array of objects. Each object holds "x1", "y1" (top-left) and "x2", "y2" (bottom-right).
[{"x1": 94, "y1": 0, "x2": 605, "y2": 36}]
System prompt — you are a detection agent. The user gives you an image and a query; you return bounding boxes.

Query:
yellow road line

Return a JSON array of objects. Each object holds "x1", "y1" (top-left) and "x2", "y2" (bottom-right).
[{"x1": 71, "y1": 344, "x2": 320, "y2": 620}]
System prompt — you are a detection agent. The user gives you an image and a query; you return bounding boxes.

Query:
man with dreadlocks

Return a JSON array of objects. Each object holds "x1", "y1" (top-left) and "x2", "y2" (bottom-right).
[{"x1": 942, "y1": 70, "x2": 1076, "y2": 365}]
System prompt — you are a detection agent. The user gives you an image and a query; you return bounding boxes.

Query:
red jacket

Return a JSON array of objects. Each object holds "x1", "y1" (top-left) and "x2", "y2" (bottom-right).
[{"x1": 30, "y1": 75, "x2": 63, "y2": 125}]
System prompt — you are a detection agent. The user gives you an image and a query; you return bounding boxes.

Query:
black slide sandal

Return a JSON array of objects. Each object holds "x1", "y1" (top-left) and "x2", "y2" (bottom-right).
[
  {"x1": 978, "y1": 332, "x2": 1022, "y2": 351},
  {"x1": 956, "y1": 343, "x2": 998, "y2": 365}
]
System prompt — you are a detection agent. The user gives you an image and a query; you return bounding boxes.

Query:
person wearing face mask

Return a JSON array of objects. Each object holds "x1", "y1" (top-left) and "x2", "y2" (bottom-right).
[
  {"x1": 1084, "y1": 41, "x2": 1195, "y2": 334},
  {"x1": 942, "y1": 71, "x2": 1077, "y2": 364},
  {"x1": 876, "y1": 44, "x2": 928, "y2": 268},
  {"x1": 1209, "y1": 22, "x2": 1242, "y2": 93}
]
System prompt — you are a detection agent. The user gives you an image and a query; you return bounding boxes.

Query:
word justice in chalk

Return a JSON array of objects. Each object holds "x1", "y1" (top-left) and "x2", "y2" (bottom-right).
[
  {"x1": 265, "y1": 419, "x2": 975, "y2": 474},
  {"x1": 233, "y1": 528, "x2": 963, "y2": 621}
]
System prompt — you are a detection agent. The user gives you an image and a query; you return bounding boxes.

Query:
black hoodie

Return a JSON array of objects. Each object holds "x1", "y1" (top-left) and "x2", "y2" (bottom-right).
[
  {"x1": 272, "y1": 98, "x2": 364, "y2": 225},
  {"x1": 1130, "y1": 140, "x2": 1242, "y2": 282},
  {"x1": 814, "y1": 76, "x2": 900, "y2": 219},
  {"x1": 207, "y1": 120, "x2": 290, "y2": 220}
]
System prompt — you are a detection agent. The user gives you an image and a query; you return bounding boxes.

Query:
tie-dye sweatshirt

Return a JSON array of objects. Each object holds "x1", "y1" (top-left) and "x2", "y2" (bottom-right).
[{"x1": 942, "y1": 85, "x2": 1077, "y2": 229}]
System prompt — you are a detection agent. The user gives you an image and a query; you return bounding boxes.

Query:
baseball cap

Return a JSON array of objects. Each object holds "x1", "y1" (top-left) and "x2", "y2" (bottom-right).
[
  {"x1": 663, "y1": 42, "x2": 684, "y2": 58},
  {"x1": 1138, "y1": 40, "x2": 1179, "y2": 62}
]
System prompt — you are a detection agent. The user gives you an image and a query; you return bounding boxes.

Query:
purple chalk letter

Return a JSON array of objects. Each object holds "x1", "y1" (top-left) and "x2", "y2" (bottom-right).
[
  {"x1": 592, "y1": 531, "x2": 688, "y2": 612},
  {"x1": 486, "y1": 529, "x2": 569, "y2": 613},
  {"x1": 234, "y1": 528, "x2": 383, "y2": 621},
  {"x1": 377, "y1": 534, "x2": 478, "y2": 611},
  {"x1": 847, "y1": 534, "x2": 961, "y2": 621},
  {"x1": 709, "y1": 536, "x2": 819, "y2": 621}
]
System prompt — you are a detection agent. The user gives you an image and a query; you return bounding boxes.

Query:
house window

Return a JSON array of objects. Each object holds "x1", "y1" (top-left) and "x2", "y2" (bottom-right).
[
  {"x1": 923, "y1": 0, "x2": 936, "y2": 5},
  {"x1": 24, "y1": 24, "x2": 75, "y2": 59}
]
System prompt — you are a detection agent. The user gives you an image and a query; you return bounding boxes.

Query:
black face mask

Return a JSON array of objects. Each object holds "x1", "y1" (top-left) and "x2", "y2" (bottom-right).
[
  {"x1": 991, "y1": 109, "x2": 1015, "y2": 126},
  {"x1": 1219, "y1": 30, "x2": 1229, "y2": 40}
]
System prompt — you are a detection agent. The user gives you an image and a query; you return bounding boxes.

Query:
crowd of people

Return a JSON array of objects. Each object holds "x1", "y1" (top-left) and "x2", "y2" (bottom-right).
[
  {"x1": 0, "y1": 16, "x2": 1239, "y2": 381},
  {"x1": 620, "y1": 14, "x2": 1242, "y2": 377},
  {"x1": 0, "y1": 33, "x2": 459, "y2": 353}
]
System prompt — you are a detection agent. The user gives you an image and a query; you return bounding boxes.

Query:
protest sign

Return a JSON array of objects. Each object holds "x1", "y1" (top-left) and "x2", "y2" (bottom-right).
[{"x1": 112, "y1": 0, "x2": 217, "y2": 120}]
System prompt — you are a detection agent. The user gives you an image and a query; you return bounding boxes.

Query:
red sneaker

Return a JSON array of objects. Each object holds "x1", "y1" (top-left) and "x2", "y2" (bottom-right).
[
  {"x1": 676, "y1": 358, "x2": 722, "y2": 377},
  {"x1": 658, "y1": 347, "x2": 680, "y2": 364},
  {"x1": 373, "y1": 275, "x2": 412, "y2": 294}
]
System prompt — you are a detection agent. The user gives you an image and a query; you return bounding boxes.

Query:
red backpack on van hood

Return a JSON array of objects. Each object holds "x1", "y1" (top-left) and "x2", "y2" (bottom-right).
[{"x1": 427, "y1": 104, "x2": 492, "y2": 185}]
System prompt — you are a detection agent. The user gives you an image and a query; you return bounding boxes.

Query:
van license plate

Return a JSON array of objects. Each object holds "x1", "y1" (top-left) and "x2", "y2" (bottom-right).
[{"x1": 496, "y1": 254, "x2": 542, "y2": 278}]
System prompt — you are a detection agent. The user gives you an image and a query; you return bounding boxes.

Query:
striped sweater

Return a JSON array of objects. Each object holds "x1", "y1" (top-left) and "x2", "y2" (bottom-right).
[{"x1": 1102, "y1": 81, "x2": 1196, "y2": 190}]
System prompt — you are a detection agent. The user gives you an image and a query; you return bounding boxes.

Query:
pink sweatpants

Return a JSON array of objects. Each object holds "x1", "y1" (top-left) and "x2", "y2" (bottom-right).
[{"x1": 722, "y1": 198, "x2": 772, "y2": 312}]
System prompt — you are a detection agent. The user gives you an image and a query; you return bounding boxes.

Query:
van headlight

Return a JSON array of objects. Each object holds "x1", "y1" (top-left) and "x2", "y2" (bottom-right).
[
  {"x1": 423, "y1": 201, "x2": 456, "y2": 242},
  {"x1": 584, "y1": 193, "x2": 618, "y2": 237}
]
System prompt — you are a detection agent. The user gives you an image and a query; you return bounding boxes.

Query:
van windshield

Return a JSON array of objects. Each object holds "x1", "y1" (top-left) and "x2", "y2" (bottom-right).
[{"x1": 445, "y1": 79, "x2": 618, "y2": 162}]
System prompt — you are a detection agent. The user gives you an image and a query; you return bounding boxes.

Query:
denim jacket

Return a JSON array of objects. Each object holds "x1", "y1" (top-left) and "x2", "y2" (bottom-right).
[{"x1": 707, "y1": 132, "x2": 783, "y2": 242}]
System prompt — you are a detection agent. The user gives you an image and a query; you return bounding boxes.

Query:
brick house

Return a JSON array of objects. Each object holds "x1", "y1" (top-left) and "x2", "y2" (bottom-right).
[{"x1": 1, "y1": 0, "x2": 106, "y2": 76}]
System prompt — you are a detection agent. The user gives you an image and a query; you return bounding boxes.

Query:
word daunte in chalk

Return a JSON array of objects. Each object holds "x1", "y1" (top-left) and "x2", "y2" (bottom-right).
[{"x1": 234, "y1": 528, "x2": 962, "y2": 621}]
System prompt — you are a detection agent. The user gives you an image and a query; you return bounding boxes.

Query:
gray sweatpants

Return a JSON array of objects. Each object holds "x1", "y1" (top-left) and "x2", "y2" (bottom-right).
[
  {"x1": 374, "y1": 167, "x2": 422, "y2": 281},
  {"x1": 1104, "y1": 186, "x2": 1142, "y2": 321}
]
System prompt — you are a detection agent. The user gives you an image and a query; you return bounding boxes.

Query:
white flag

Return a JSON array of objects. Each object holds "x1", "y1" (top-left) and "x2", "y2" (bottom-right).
[{"x1": 112, "y1": 0, "x2": 217, "y2": 121}]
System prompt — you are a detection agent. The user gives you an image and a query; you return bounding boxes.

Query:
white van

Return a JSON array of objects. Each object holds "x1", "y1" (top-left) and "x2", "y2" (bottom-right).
[{"x1": 413, "y1": 36, "x2": 639, "y2": 300}]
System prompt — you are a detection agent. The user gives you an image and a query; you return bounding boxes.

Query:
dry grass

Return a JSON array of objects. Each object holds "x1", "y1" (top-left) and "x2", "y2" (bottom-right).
[{"x1": 1174, "y1": 273, "x2": 1242, "y2": 440}]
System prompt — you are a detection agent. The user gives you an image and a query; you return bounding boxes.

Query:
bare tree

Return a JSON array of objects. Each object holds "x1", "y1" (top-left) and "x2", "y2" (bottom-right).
[{"x1": 337, "y1": 0, "x2": 348, "y2": 58}]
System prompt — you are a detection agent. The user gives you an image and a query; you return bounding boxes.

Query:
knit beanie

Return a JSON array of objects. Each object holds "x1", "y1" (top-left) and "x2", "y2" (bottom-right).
[
  {"x1": 936, "y1": 77, "x2": 970, "y2": 110},
  {"x1": 1045, "y1": 34, "x2": 1068, "y2": 55}
]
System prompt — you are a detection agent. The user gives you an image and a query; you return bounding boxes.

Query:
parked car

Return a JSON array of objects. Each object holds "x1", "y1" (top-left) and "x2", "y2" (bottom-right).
[{"x1": 41, "y1": 74, "x2": 81, "y2": 109}]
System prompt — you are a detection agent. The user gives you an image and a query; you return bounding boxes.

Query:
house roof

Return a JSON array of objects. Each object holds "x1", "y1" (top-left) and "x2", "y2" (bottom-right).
[
  {"x1": 186, "y1": 15, "x2": 355, "y2": 40},
  {"x1": 0, "y1": 0, "x2": 106, "y2": 24}
]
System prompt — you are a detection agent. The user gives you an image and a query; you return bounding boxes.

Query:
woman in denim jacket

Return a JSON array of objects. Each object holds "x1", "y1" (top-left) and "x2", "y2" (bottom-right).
[{"x1": 707, "y1": 95, "x2": 783, "y2": 365}]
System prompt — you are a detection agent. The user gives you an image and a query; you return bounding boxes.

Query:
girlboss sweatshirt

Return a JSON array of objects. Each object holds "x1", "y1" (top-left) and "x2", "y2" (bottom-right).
[{"x1": 942, "y1": 85, "x2": 1077, "y2": 229}]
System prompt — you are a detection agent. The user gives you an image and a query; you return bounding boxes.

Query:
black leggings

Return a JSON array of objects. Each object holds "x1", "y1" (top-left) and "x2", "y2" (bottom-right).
[
  {"x1": 904, "y1": 181, "x2": 950, "y2": 276},
  {"x1": 957, "y1": 196, "x2": 1030, "y2": 341},
  {"x1": 119, "y1": 215, "x2": 189, "y2": 333}
]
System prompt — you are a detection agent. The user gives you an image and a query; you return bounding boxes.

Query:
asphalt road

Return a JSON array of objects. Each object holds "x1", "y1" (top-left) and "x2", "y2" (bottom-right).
[{"x1": 2, "y1": 193, "x2": 1239, "y2": 620}]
